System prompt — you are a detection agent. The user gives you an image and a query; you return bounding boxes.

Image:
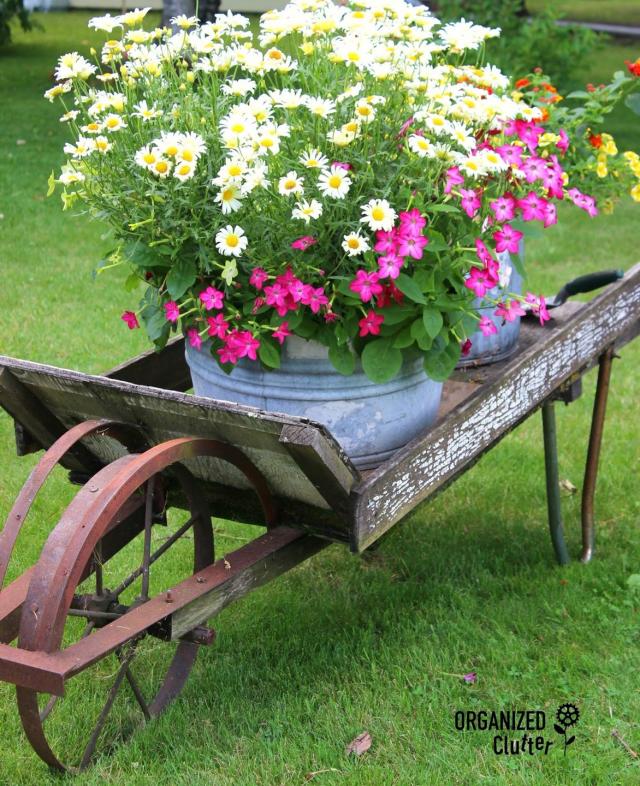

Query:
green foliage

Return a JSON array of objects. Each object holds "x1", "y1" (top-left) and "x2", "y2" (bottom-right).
[
  {"x1": 436, "y1": 0, "x2": 599, "y2": 89},
  {"x1": 0, "y1": 0, "x2": 34, "y2": 46}
]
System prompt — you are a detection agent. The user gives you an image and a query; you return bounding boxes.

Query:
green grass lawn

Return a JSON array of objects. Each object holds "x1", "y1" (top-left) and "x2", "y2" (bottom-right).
[
  {"x1": 527, "y1": 0, "x2": 640, "y2": 26},
  {"x1": 1, "y1": 11, "x2": 640, "y2": 785}
]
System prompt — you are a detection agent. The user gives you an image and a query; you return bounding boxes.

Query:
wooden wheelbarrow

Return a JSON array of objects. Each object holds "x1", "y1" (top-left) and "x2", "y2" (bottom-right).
[{"x1": 0, "y1": 263, "x2": 639, "y2": 771}]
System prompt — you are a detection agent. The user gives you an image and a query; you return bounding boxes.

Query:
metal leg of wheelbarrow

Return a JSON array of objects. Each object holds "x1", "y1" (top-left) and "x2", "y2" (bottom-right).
[
  {"x1": 541, "y1": 346, "x2": 615, "y2": 565},
  {"x1": 580, "y1": 346, "x2": 615, "y2": 564},
  {"x1": 542, "y1": 401, "x2": 570, "y2": 566}
]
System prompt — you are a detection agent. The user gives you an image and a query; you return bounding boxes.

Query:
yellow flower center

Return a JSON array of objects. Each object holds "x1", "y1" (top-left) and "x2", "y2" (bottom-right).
[
  {"x1": 165, "y1": 144, "x2": 178, "y2": 157},
  {"x1": 222, "y1": 189, "x2": 234, "y2": 201},
  {"x1": 228, "y1": 164, "x2": 242, "y2": 176},
  {"x1": 230, "y1": 122, "x2": 245, "y2": 134},
  {"x1": 181, "y1": 149, "x2": 194, "y2": 161},
  {"x1": 155, "y1": 161, "x2": 168, "y2": 174},
  {"x1": 284, "y1": 179, "x2": 296, "y2": 190},
  {"x1": 347, "y1": 238, "x2": 359, "y2": 249},
  {"x1": 226, "y1": 234, "x2": 239, "y2": 247},
  {"x1": 143, "y1": 152, "x2": 156, "y2": 164},
  {"x1": 328, "y1": 175, "x2": 342, "y2": 189},
  {"x1": 371, "y1": 207, "x2": 385, "y2": 221},
  {"x1": 106, "y1": 118, "x2": 119, "y2": 128}
]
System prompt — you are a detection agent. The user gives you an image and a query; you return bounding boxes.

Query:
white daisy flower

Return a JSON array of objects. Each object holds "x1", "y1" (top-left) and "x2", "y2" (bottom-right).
[
  {"x1": 278, "y1": 171, "x2": 304, "y2": 197},
  {"x1": 300, "y1": 149, "x2": 329, "y2": 170},
  {"x1": 423, "y1": 113, "x2": 450, "y2": 135},
  {"x1": 135, "y1": 145, "x2": 159, "y2": 170},
  {"x1": 318, "y1": 165, "x2": 352, "y2": 199},
  {"x1": 305, "y1": 97, "x2": 336, "y2": 118},
  {"x1": 292, "y1": 199, "x2": 323, "y2": 223},
  {"x1": 103, "y1": 114, "x2": 127, "y2": 132},
  {"x1": 269, "y1": 88, "x2": 305, "y2": 109},
  {"x1": 174, "y1": 161, "x2": 196, "y2": 182},
  {"x1": 59, "y1": 110, "x2": 79, "y2": 123},
  {"x1": 360, "y1": 199, "x2": 397, "y2": 231},
  {"x1": 177, "y1": 132, "x2": 206, "y2": 162},
  {"x1": 88, "y1": 13, "x2": 122, "y2": 33},
  {"x1": 255, "y1": 132, "x2": 280, "y2": 155},
  {"x1": 221, "y1": 79, "x2": 256, "y2": 97},
  {"x1": 214, "y1": 159, "x2": 247, "y2": 185},
  {"x1": 215, "y1": 184, "x2": 243, "y2": 214},
  {"x1": 119, "y1": 7, "x2": 151, "y2": 27},
  {"x1": 63, "y1": 137, "x2": 96, "y2": 158},
  {"x1": 241, "y1": 161, "x2": 270, "y2": 194},
  {"x1": 59, "y1": 167, "x2": 85, "y2": 185},
  {"x1": 151, "y1": 158, "x2": 172, "y2": 178},
  {"x1": 132, "y1": 100, "x2": 164, "y2": 121},
  {"x1": 171, "y1": 14, "x2": 199, "y2": 29},
  {"x1": 94, "y1": 135, "x2": 112, "y2": 154},
  {"x1": 408, "y1": 134, "x2": 434, "y2": 157},
  {"x1": 215, "y1": 225, "x2": 248, "y2": 257},
  {"x1": 326, "y1": 129, "x2": 356, "y2": 147},
  {"x1": 341, "y1": 232, "x2": 370, "y2": 256},
  {"x1": 157, "y1": 132, "x2": 182, "y2": 158},
  {"x1": 55, "y1": 52, "x2": 97, "y2": 81},
  {"x1": 354, "y1": 100, "x2": 376, "y2": 123}
]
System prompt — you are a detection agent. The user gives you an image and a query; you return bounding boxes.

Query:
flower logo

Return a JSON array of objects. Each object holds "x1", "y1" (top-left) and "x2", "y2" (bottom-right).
[{"x1": 554, "y1": 703, "x2": 580, "y2": 754}]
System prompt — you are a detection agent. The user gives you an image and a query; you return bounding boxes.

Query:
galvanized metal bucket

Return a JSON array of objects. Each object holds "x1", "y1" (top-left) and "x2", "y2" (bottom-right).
[
  {"x1": 456, "y1": 245, "x2": 524, "y2": 368},
  {"x1": 185, "y1": 336, "x2": 443, "y2": 469}
]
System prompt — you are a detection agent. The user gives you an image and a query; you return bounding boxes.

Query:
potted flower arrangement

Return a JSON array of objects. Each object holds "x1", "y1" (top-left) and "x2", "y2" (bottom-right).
[{"x1": 46, "y1": 0, "x2": 607, "y2": 466}]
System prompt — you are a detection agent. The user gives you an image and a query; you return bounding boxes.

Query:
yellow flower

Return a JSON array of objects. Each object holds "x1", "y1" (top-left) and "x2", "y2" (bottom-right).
[
  {"x1": 596, "y1": 159, "x2": 608, "y2": 178},
  {"x1": 602, "y1": 198, "x2": 615, "y2": 215},
  {"x1": 623, "y1": 150, "x2": 639, "y2": 164},
  {"x1": 538, "y1": 132, "x2": 559, "y2": 148},
  {"x1": 601, "y1": 133, "x2": 617, "y2": 156},
  {"x1": 300, "y1": 42, "x2": 314, "y2": 56},
  {"x1": 631, "y1": 183, "x2": 640, "y2": 203}
]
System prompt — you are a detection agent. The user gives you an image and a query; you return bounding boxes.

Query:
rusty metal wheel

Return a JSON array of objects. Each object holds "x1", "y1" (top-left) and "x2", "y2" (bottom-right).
[{"x1": 15, "y1": 446, "x2": 219, "y2": 772}]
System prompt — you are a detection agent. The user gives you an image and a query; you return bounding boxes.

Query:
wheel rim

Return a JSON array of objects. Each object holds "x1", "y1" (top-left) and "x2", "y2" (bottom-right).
[{"x1": 16, "y1": 460, "x2": 213, "y2": 772}]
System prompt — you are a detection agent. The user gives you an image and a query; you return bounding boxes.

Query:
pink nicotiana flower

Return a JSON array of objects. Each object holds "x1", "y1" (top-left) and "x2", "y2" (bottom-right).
[
  {"x1": 567, "y1": 187, "x2": 598, "y2": 217},
  {"x1": 496, "y1": 144, "x2": 524, "y2": 167},
  {"x1": 475, "y1": 239, "x2": 498, "y2": 271},
  {"x1": 542, "y1": 201, "x2": 558, "y2": 227},
  {"x1": 304, "y1": 286, "x2": 329, "y2": 314},
  {"x1": 199, "y1": 286, "x2": 224, "y2": 310},
  {"x1": 397, "y1": 116, "x2": 414, "y2": 137},
  {"x1": 493, "y1": 223, "x2": 523, "y2": 254},
  {"x1": 490, "y1": 193, "x2": 517, "y2": 222},
  {"x1": 459, "y1": 188, "x2": 482, "y2": 218},
  {"x1": 264, "y1": 282, "x2": 290, "y2": 312},
  {"x1": 331, "y1": 161, "x2": 352, "y2": 171},
  {"x1": 518, "y1": 191, "x2": 548, "y2": 222},
  {"x1": 462, "y1": 672, "x2": 477, "y2": 684},
  {"x1": 350, "y1": 270, "x2": 383, "y2": 302},
  {"x1": 187, "y1": 328, "x2": 202, "y2": 350},
  {"x1": 521, "y1": 156, "x2": 549, "y2": 184},
  {"x1": 525, "y1": 293, "x2": 551, "y2": 325},
  {"x1": 399, "y1": 208, "x2": 426, "y2": 235},
  {"x1": 273, "y1": 321, "x2": 291, "y2": 344},
  {"x1": 164, "y1": 301, "x2": 180, "y2": 323},
  {"x1": 207, "y1": 313, "x2": 229, "y2": 338},
  {"x1": 495, "y1": 299, "x2": 525, "y2": 323},
  {"x1": 359, "y1": 310, "x2": 385, "y2": 337},
  {"x1": 557, "y1": 129, "x2": 569, "y2": 153},
  {"x1": 461, "y1": 338, "x2": 473, "y2": 356},
  {"x1": 291, "y1": 235, "x2": 317, "y2": 250},
  {"x1": 121, "y1": 311, "x2": 139, "y2": 330},
  {"x1": 249, "y1": 267, "x2": 269, "y2": 290},
  {"x1": 478, "y1": 316, "x2": 498, "y2": 337},
  {"x1": 444, "y1": 166, "x2": 464, "y2": 195},
  {"x1": 225, "y1": 329, "x2": 260, "y2": 361},
  {"x1": 374, "y1": 229, "x2": 399, "y2": 255},
  {"x1": 465, "y1": 266, "x2": 498, "y2": 298},
  {"x1": 397, "y1": 232, "x2": 429, "y2": 260}
]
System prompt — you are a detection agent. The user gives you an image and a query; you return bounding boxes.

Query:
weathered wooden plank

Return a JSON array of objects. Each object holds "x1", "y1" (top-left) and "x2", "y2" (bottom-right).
[
  {"x1": 352, "y1": 263, "x2": 640, "y2": 551},
  {"x1": 0, "y1": 368, "x2": 100, "y2": 473},
  {"x1": 13, "y1": 421, "x2": 39, "y2": 457},
  {"x1": 0, "y1": 354, "x2": 359, "y2": 533},
  {"x1": 105, "y1": 337, "x2": 191, "y2": 392},
  {"x1": 279, "y1": 424, "x2": 356, "y2": 519},
  {"x1": 170, "y1": 526, "x2": 328, "y2": 639}
]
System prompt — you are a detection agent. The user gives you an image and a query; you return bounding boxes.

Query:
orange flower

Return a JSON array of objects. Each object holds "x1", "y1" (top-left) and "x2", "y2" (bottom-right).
[
  {"x1": 542, "y1": 82, "x2": 557, "y2": 93},
  {"x1": 588, "y1": 133, "x2": 603, "y2": 149},
  {"x1": 515, "y1": 78, "x2": 530, "y2": 88},
  {"x1": 625, "y1": 58, "x2": 640, "y2": 77}
]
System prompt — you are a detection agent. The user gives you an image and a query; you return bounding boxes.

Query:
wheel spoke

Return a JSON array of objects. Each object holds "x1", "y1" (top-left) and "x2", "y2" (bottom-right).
[
  {"x1": 94, "y1": 541, "x2": 104, "y2": 596},
  {"x1": 110, "y1": 514, "x2": 197, "y2": 599},
  {"x1": 124, "y1": 665, "x2": 151, "y2": 721},
  {"x1": 79, "y1": 648, "x2": 134, "y2": 769},
  {"x1": 140, "y1": 477, "x2": 156, "y2": 600}
]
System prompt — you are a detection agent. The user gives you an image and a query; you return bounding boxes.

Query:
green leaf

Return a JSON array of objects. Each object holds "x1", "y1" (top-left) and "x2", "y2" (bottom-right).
[
  {"x1": 328, "y1": 342, "x2": 356, "y2": 375},
  {"x1": 361, "y1": 338, "x2": 403, "y2": 383},
  {"x1": 410, "y1": 318, "x2": 433, "y2": 351},
  {"x1": 625, "y1": 92, "x2": 640, "y2": 116},
  {"x1": 258, "y1": 338, "x2": 281, "y2": 369},
  {"x1": 221, "y1": 258, "x2": 238, "y2": 286},
  {"x1": 47, "y1": 170, "x2": 56, "y2": 197},
  {"x1": 424, "y1": 230, "x2": 449, "y2": 253},
  {"x1": 379, "y1": 304, "x2": 417, "y2": 325},
  {"x1": 123, "y1": 240, "x2": 172, "y2": 269},
  {"x1": 395, "y1": 273, "x2": 427, "y2": 304},
  {"x1": 295, "y1": 314, "x2": 318, "y2": 339},
  {"x1": 124, "y1": 272, "x2": 141, "y2": 292},
  {"x1": 392, "y1": 325, "x2": 414, "y2": 349},
  {"x1": 428, "y1": 203, "x2": 460, "y2": 213},
  {"x1": 626, "y1": 574, "x2": 640, "y2": 591},
  {"x1": 422, "y1": 307, "x2": 443, "y2": 339},
  {"x1": 414, "y1": 267, "x2": 435, "y2": 293},
  {"x1": 167, "y1": 258, "x2": 196, "y2": 299},
  {"x1": 424, "y1": 339, "x2": 461, "y2": 382}
]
